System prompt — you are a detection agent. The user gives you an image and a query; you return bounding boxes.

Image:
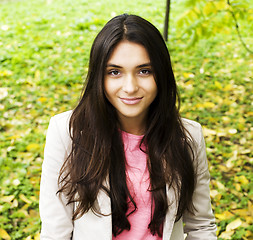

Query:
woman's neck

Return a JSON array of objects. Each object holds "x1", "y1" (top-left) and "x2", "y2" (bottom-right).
[{"x1": 118, "y1": 116, "x2": 146, "y2": 136}]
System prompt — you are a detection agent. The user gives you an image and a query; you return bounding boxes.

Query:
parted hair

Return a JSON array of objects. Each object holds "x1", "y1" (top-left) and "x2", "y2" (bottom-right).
[{"x1": 58, "y1": 14, "x2": 195, "y2": 237}]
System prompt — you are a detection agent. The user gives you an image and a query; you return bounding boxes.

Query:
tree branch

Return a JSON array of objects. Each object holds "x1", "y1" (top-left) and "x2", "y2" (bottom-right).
[{"x1": 227, "y1": 0, "x2": 253, "y2": 54}]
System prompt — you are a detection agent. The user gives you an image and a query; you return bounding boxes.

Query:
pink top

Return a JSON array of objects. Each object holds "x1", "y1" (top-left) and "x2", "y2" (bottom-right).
[{"x1": 112, "y1": 131, "x2": 162, "y2": 240}]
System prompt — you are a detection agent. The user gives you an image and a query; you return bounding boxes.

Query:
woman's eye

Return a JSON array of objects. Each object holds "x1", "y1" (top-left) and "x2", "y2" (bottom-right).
[
  {"x1": 139, "y1": 69, "x2": 152, "y2": 75},
  {"x1": 108, "y1": 70, "x2": 120, "y2": 76}
]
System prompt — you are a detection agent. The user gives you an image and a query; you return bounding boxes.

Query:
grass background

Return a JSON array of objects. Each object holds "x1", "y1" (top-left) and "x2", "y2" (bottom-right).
[{"x1": 0, "y1": 0, "x2": 252, "y2": 239}]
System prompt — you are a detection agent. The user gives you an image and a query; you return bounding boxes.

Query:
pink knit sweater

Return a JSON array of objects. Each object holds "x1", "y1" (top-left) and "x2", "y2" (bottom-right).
[{"x1": 113, "y1": 131, "x2": 162, "y2": 240}]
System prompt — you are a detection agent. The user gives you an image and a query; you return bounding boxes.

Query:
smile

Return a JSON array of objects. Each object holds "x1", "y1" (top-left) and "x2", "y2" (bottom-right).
[{"x1": 119, "y1": 97, "x2": 143, "y2": 105}]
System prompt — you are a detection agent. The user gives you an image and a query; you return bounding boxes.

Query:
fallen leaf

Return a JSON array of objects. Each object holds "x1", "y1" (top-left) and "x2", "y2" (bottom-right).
[
  {"x1": 228, "y1": 128, "x2": 237, "y2": 134},
  {"x1": 203, "y1": 102, "x2": 216, "y2": 108},
  {"x1": 226, "y1": 218, "x2": 242, "y2": 231},
  {"x1": 0, "y1": 195, "x2": 15, "y2": 203},
  {"x1": 0, "y1": 229, "x2": 11, "y2": 240},
  {"x1": 37, "y1": 97, "x2": 47, "y2": 103},
  {"x1": 0, "y1": 87, "x2": 8, "y2": 100},
  {"x1": 215, "y1": 180, "x2": 226, "y2": 190},
  {"x1": 234, "y1": 175, "x2": 249, "y2": 185},
  {"x1": 19, "y1": 194, "x2": 32, "y2": 204},
  {"x1": 219, "y1": 230, "x2": 234, "y2": 239},
  {"x1": 34, "y1": 232, "x2": 40, "y2": 240},
  {"x1": 215, "y1": 211, "x2": 234, "y2": 221},
  {"x1": 183, "y1": 72, "x2": 195, "y2": 78},
  {"x1": 210, "y1": 189, "x2": 219, "y2": 198},
  {"x1": 26, "y1": 143, "x2": 40, "y2": 152}
]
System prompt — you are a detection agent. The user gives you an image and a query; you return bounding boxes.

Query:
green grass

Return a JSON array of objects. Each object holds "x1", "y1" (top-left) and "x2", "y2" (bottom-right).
[{"x1": 0, "y1": 0, "x2": 252, "y2": 239}]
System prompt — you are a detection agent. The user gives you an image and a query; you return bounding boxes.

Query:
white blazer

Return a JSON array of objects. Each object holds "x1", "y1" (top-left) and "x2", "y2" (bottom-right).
[{"x1": 40, "y1": 111, "x2": 217, "y2": 240}]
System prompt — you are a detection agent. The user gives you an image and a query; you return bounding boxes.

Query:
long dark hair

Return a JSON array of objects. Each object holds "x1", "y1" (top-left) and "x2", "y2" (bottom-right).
[{"x1": 58, "y1": 14, "x2": 195, "y2": 237}]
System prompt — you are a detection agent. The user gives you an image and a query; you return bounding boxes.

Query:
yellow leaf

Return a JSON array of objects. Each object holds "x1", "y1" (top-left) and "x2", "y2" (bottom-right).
[
  {"x1": 218, "y1": 164, "x2": 230, "y2": 172},
  {"x1": 19, "y1": 194, "x2": 32, "y2": 204},
  {"x1": 237, "y1": 123, "x2": 244, "y2": 131},
  {"x1": 34, "y1": 70, "x2": 40, "y2": 81},
  {"x1": 231, "y1": 189, "x2": 243, "y2": 198},
  {"x1": 26, "y1": 143, "x2": 40, "y2": 152},
  {"x1": 225, "y1": 157, "x2": 236, "y2": 168},
  {"x1": 226, "y1": 218, "x2": 242, "y2": 231},
  {"x1": 215, "y1": 211, "x2": 234, "y2": 221},
  {"x1": 235, "y1": 175, "x2": 249, "y2": 185},
  {"x1": 202, "y1": 127, "x2": 217, "y2": 136},
  {"x1": 222, "y1": 116, "x2": 230, "y2": 124},
  {"x1": 0, "y1": 70, "x2": 13, "y2": 77},
  {"x1": 234, "y1": 183, "x2": 241, "y2": 191},
  {"x1": 0, "y1": 229, "x2": 11, "y2": 240},
  {"x1": 195, "y1": 103, "x2": 204, "y2": 109},
  {"x1": 219, "y1": 230, "x2": 234, "y2": 239},
  {"x1": 224, "y1": 84, "x2": 233, "y2": 91},
  {"x1": 30, "y1": 196, "x2": 37, "y2": 201},
  {"x1": 29, "y1": 209, "x2": 39, "y2": 218},
  {"x1": 37, "y1": 97, "x2": 47, "y2": 103},
  {"x1": 11, "y1": 199, "x2": 18, "y2": 208},
  {"x1": 7, "y1": 135, "x2": 20, "y2": 140},
  {"x1": 183, "y1": 72, "x2": 195, "y2": 79},
  {"x1": 215, "y1": 180, "x2": 226, "y2": 190},
  {"x1": 238, "y1": 175, "x2": 249, "y2": 185},
  {"x1": 232, "y1": 209, "x2": 250, "y2": 217},
  {"x1": 210, "y1": 189, "x2": 219, "y2": 198},
  {"x1": 248, "y1": 201, "x2": 253, "y2": 216},
  {"x1": 245, "y1": 230, "x2": 253, "y2": 237},
  {"x1": 0, "y1": 195, "x2": 15, "y2": 203},
  {"x1": 203, "y1": 102, "x2": 215, "y2": 108},
  {"x1": 185, "y1": 80, "x2": 194, "y2": 86},
  {"x1": 214, "y1": 81, "x2": 222, "y2": 89},
  {"x1": 34, "y1": 232, "x2": 40, "y2": 240},
  {"x1": 245, "y1": 216, "x2": 253, "y2": 224}
]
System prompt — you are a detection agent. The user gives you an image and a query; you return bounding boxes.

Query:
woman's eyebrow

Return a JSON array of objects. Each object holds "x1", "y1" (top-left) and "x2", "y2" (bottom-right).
[
  {"x1": 106, "y1": 64, "x2": 122, "y2": 68},
  {"x1": 137, "y1": 63, "x2": 152, "y2": 68},
  {"x1": 106, "y1": 63, "x2": 152, "y2": 68}
]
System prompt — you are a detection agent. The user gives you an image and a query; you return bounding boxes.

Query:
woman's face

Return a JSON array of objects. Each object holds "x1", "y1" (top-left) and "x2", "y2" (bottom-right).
[{"x1": 104, "y1": 40, "x2": 157, "y2": 128}]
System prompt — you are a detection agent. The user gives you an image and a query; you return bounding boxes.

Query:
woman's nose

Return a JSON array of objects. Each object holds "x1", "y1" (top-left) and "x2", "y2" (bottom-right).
[{"x1": 122, "y1": 74, "x2": 138, "y2": 93}]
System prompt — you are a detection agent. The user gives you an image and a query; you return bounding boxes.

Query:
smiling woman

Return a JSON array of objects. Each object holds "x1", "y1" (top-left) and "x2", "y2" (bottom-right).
[
  {"x1": 39, "y1": 14, "x2": 217, "y2": 240},
  {"x1": 104, "y1": 41, "x2": 157, "y2": 135}
]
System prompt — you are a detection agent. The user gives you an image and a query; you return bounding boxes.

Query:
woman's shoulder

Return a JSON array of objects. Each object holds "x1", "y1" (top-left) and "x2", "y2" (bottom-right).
[
  {"x1": 51, "y1": 110, "x2": 72, "y2": 124},
  {"x1": 47, "y1": 110, "x2": 73, "y2": 144},
  {"x1": 181, "y1": 118, "x2": 201, "y2": 129},
  {"x1": 181, "y1": 118, "x2": 203, "y2": 146},
  {"x1": 49, "y1": 110, "x2": 72, "y2": 130}
]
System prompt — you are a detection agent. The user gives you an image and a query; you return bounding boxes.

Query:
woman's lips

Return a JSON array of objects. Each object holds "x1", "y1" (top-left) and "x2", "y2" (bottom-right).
[{"x1": 120, "y1": 97, "x2": 143, "y2": 105}]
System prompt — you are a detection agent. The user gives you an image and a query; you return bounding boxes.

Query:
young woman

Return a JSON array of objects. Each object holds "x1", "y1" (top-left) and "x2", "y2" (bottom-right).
[{"x1": 40, "y1": 14, "x2": 217, "y2": 239}]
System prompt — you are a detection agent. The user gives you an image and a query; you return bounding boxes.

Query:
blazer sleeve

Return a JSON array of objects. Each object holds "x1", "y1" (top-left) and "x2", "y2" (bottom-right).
[
  {"x1": 40, "y1": 113, "x2": 74, "y2": 239},
  {"x1": 183, "y1": 122, "x2": 217, "y2": 239}
]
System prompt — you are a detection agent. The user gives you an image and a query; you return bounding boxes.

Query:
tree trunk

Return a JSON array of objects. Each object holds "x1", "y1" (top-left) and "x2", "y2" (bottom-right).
[{"x1": 163, "y1": 0, "x2": 171, "y2": 41}]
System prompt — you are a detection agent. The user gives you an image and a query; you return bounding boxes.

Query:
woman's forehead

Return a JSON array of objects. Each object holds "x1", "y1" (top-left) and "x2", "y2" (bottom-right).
[{"x1": 107, "y1": 40, "x2": 151, "y2": 67}]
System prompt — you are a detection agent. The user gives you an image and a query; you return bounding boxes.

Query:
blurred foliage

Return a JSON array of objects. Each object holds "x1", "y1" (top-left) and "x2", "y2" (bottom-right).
[
  {"x1": 175, "y1": 0, "x2": 253, "y2": 49},
  {"x1": 0, "y1": 0, "x2": 252, "y2": 239}
]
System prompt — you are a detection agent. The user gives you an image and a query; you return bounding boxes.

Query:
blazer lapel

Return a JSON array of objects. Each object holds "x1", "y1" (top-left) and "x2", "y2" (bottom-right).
[
  {"x1": 96, "y1": 178, "x2": 112, "y2": 239},
  {"x1": 96, "y1": 187, "x2": 112, "y2": 239},
  {"x1": 95, "y1": 181, "x2": 179, "y2": 240},
  {"x1": 162, "y1": 184, "x2": 178, "y2": 240},
  {"x1": 72, "y1": 187, "x2": 112, "y2": 240}
]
